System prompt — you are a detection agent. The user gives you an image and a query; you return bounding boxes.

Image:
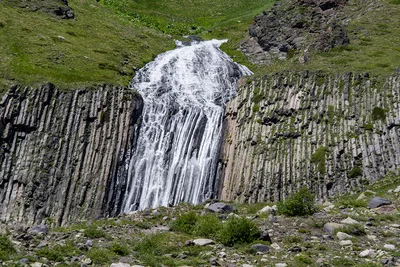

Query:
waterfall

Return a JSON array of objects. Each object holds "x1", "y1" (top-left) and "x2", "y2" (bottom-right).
[{"x1": 123, "y1": 39, "x2": 252, "y2": 212}]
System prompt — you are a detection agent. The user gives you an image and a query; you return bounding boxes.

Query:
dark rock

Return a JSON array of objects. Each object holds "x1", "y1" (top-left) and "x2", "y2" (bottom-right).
[
  {"x1": 206, "y1": 202, "x2": 235, "y2": 213},
  {"x1": 288, "y1": 246, "x2": 302, "y2": 253},
  {"x1": 244, "y1": 0, "x2": 349, "y2": 63},
  {"x1": 367, "y1": 197, "x2": 392, "y2": 209},
  {"x1": 5, "y1": 0, "x2": 75, "y2": 19},
  {"x1": 251, "y1": 243, "x2": 270, "y2": 253},
  {"x1": 260, "y1": 231, "x2": 272, "y2": 243},
  {"x1": 210, "y1": 257, "x2": 221, "y2": 266},
  {"x1": 28, "y1": 225, "x2": 49, "y2": 235}
]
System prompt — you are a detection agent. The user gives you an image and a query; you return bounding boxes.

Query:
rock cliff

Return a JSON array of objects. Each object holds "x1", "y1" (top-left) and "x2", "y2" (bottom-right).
[
  {"x1": 0, "y1": 83, "x2": 142, "y2": 225},
  {"x1": 220, "y1": 69, "x2": 400, "y2": 203}
]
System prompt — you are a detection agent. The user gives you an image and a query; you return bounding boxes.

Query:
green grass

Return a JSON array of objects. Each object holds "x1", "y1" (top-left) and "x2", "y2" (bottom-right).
[
  {"x1": 0, "y1": 0, "x2": 274, "y2": 94},
  {"x1": 250, "y1": 0, "x2": 400, "y2": 78}
]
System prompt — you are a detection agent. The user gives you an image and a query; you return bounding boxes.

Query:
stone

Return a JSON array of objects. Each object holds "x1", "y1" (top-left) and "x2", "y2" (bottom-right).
[
  {"x1": 260, "y1": 231, "x2": 272, "y2": 243},
  {"x1": 28, "y1": 225, "x2": 49, "y2": 235},
  {"x1": 210, "y1": 257, "x2": 220, "y2": 266},
  {"x1": 374, "y1": 204, "x2": 398, "y2": 215},
  {"x1": 251, "y1": 244, "x2": 269, "y2": 253},
  {"x1": 258, "y1": 206, "x2": 273, "y2": 214},
  {"x1": 341, "y1": 217, "x2": 359, "y2": 225},
  {"x1": 19, "y1": 258, "x2": 29, "y2": 264},
  {"x1": 323, "y1": 223, "x2": 344, "y2": 234},
  {"x1": 275, "y1": 263, "x2": 287, "y2": 267},
  {"x1": 110, "y1": 264, "x2": 131, "y2": 267},
  {"x1": 192, "y1": 239, "x2": 215, "y2": 246},
  {"x1": 384, "y1": 244, "x2": 395, "y2": 251},
  {"x1": 288, "y1": 246, "x2": 302, "y2": 252},
  {"x1": 336, "y1": 232, "x2": 352, "y2": 240},
  {"x1": 359, "y1": 249, "x2": 375, "y2": 257},
  {"x1": 368, "y1": 197, "x2": 392, "y2": 209},
  {"x1": 37, "y1": 240, "x2": 48, "y2": 248},
  {"x1": 31, "y1": 263, "x2": 43, "y2": 267},
  {"x1": 82, "y1": 258, "x2": 92, "y2": 265},
  {"x1": 218, "y1": 251, "x2": 226, "y2": 258},
  {"x1": 271, "y1": 243, "x2": 281, "y2": 250},
  {"x1": 206, "y1": 202, "x2": 235, "y2": 213},
  {"x1": 339, "y1": 240, "x2": 353, "y2": 246},
  {"x1": 394, "y1": 186, "x2": 400, "y2": 193}
]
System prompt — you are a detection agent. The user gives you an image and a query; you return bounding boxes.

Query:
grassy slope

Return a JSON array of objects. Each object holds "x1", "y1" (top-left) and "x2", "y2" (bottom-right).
[
  {"x1": 253, "y1": 0, "x2": 400, "y2": 78},
  {"x1": 0, "y1": 0, "x2": 274, "y2": 94}
]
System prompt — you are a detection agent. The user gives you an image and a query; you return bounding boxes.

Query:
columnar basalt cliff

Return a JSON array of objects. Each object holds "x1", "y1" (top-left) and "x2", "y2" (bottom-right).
[
  {"x1": 0, "y1": 84, "x2": 143, "y2": 225},
  {"x1": 220, "y1": 69, "x2": 400, "y2": 203}
]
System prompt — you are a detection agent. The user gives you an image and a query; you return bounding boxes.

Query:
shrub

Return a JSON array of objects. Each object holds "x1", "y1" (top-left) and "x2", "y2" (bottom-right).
[
  {"x1": 108, "y1": 242, "x2": 130, "y2": 256},
  {"x1": 311, "y1": 146, "x2": 328, "y2": 174},
  {"x1": 84, "y1": 227, "x2": 106, "y2": 239},
  {"x1": 87, "y1": 248, "x2": 114, "y2": 265},
  {"x1": 0, "y1": 235, "x2": 16, "y2": 261},
  {"x1": 277, "y1": 187, "x2": 316, "y2": 216},
  {"x1": 371, "y1": 106, "x2": 387, "y2": 121},
  {"x1": 217, "y1": 217, "x2": 260, "y2": 246},
  {"x1": 194, "y1": 214, "x2": 222, "y2": 239},
  {"x1": 348, "y1": 166, "x2": 363, "y2": 178},
  {"x1": 170, "y1": 211, "x2": 198, "y2": 234},
  {"x1": 36, "y1": 242, "x2": 79, "y2": 261}
]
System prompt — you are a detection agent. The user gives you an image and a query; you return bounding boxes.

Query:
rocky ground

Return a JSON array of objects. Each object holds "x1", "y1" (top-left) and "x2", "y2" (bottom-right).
[{"x1": 0, "y1": 175, "x2": 399, "y2": 267}]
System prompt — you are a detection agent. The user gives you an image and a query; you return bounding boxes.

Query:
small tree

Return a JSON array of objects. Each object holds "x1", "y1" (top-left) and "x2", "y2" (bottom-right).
[{"x1": 277, "y1": 187, "x2": 316, "y2": 216}]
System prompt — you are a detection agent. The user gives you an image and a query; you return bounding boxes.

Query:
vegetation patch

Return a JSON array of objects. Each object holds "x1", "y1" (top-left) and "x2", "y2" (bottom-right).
[
  {"x1": 348, "y1": 166, "x2": 363, "y2": 178},
  {"x1": 217, "y1": 217, "x2": 260, "y2": 246},
  {"x1": 371, "y1": 106, "x2": 387, "y2": 121},
  {"x1": 310, "y1": 146, "x2": 328, "y2": 174},
  {"x1": 0, "y1": 235, "x2": 16, "y2": 261},
  {"x1": 277, "y1": 187, "x2": 316, "y2": 216}
]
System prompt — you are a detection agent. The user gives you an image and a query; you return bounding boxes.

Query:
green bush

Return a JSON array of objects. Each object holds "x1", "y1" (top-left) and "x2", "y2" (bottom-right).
[
  {"x1": 0, "y1": 235, "x2": 16, "y2": 261},
  {"x1": 348, "y1": 166, "x2": 363, "y2": 178},
  {"x1": 87, "y1": 248, "x2": 114, "y2": 265},
  {"x1": 36, "y1": 242, "x2": 79, "y2": 261},
  {"x1": 108, "y1": 242, "x2": 130, "y2": 256},
  {"x1": 217, "y1": 217, "x2": 260, "y2": 246},
  {"x1": 371, "y1": 107, "x2": 387, "y2": 121},
  {"x1": 170, "y1": 211, "x2": 198, "y2": 234},
  {"x1": 84, "y1": 227, "x2": 107, "y2": 239},
  {"x1": 277, "y1": 187, "x2": 316, "y2": 216},
  {"x1": 311, "y1": 146, "x2": 328, "y2": 174},
  {"x1": 194, "y1": 214, "x2": 222, "y2": 239}
]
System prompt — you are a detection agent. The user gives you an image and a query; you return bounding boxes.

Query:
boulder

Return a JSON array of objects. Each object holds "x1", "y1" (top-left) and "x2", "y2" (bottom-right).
[
  {"x1": 367, "y1": 197, "x2": 392, "y2": 209},
  {"x1": 359, "y1": 249, "x2": 375, "y2": 257},
  {"x1": 323, "y1": 223, "x2": 344, "y2": 234},
  {"x1": 206, "y1": 202, "x2": 235, "y2": 213},
  {"x1": 341, "y1": 217, "x2": 359, "y2": 225},
  {"x1": 192, "y1": 239, "x2": 215, "y2": 246},
  {"x1": 336, "y1": 232, "x2": 352, "y2": 240},
  {"x1": 339, "y1": 240, "x2": 353, "y2": 246},
  {"x1": 251, "y1": 243, "x2": 270, "y2": 253},
  {"x1": 28, "y1": 225, "x2": 49, "y2": 235}
]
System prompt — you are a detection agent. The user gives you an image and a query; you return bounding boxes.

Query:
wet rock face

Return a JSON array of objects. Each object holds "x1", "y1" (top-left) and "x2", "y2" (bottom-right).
[
  {"x1": 220, "y1": 69, "x2": 400, "y2": 203},
  {"x1": 243, "y1": 0, "x2": 349, "y2": 64},
  {"x1": 5, "y1": 0, "x2": 75, "y2": 19},
  {"x1": 0, "y1": 83, "x2": 143, "y2": 225}
]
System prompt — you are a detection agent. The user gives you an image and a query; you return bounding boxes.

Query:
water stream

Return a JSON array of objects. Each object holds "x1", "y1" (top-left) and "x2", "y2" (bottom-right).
[{"x1": 123, "y1": 39, "x2": 251, "y2": 212}]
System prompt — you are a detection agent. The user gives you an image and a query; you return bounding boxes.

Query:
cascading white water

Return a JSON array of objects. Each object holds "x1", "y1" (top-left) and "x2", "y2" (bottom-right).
[{"x1": 123, "y1": 39, "x2": 252, "y2": 212}]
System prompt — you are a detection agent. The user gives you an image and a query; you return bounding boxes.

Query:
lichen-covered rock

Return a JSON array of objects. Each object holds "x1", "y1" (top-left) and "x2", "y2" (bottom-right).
[
  {"x1": 5, "y1": 0, "x2": 75, "y2": 19},
  {"x1": 220, "y1": 69, "x2": 400, "y2": 203},
  {"x1": 0, "y1": 83, "x2": 143, "y2": 225},
  {"x1": 243, "y1": 0, "x2": 349, "y2": 64}
]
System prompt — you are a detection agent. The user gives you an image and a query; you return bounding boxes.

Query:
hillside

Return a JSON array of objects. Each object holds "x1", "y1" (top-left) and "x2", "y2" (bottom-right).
[{"x1": 0, "y1": 0, "x2": 274, "y2": 94}]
